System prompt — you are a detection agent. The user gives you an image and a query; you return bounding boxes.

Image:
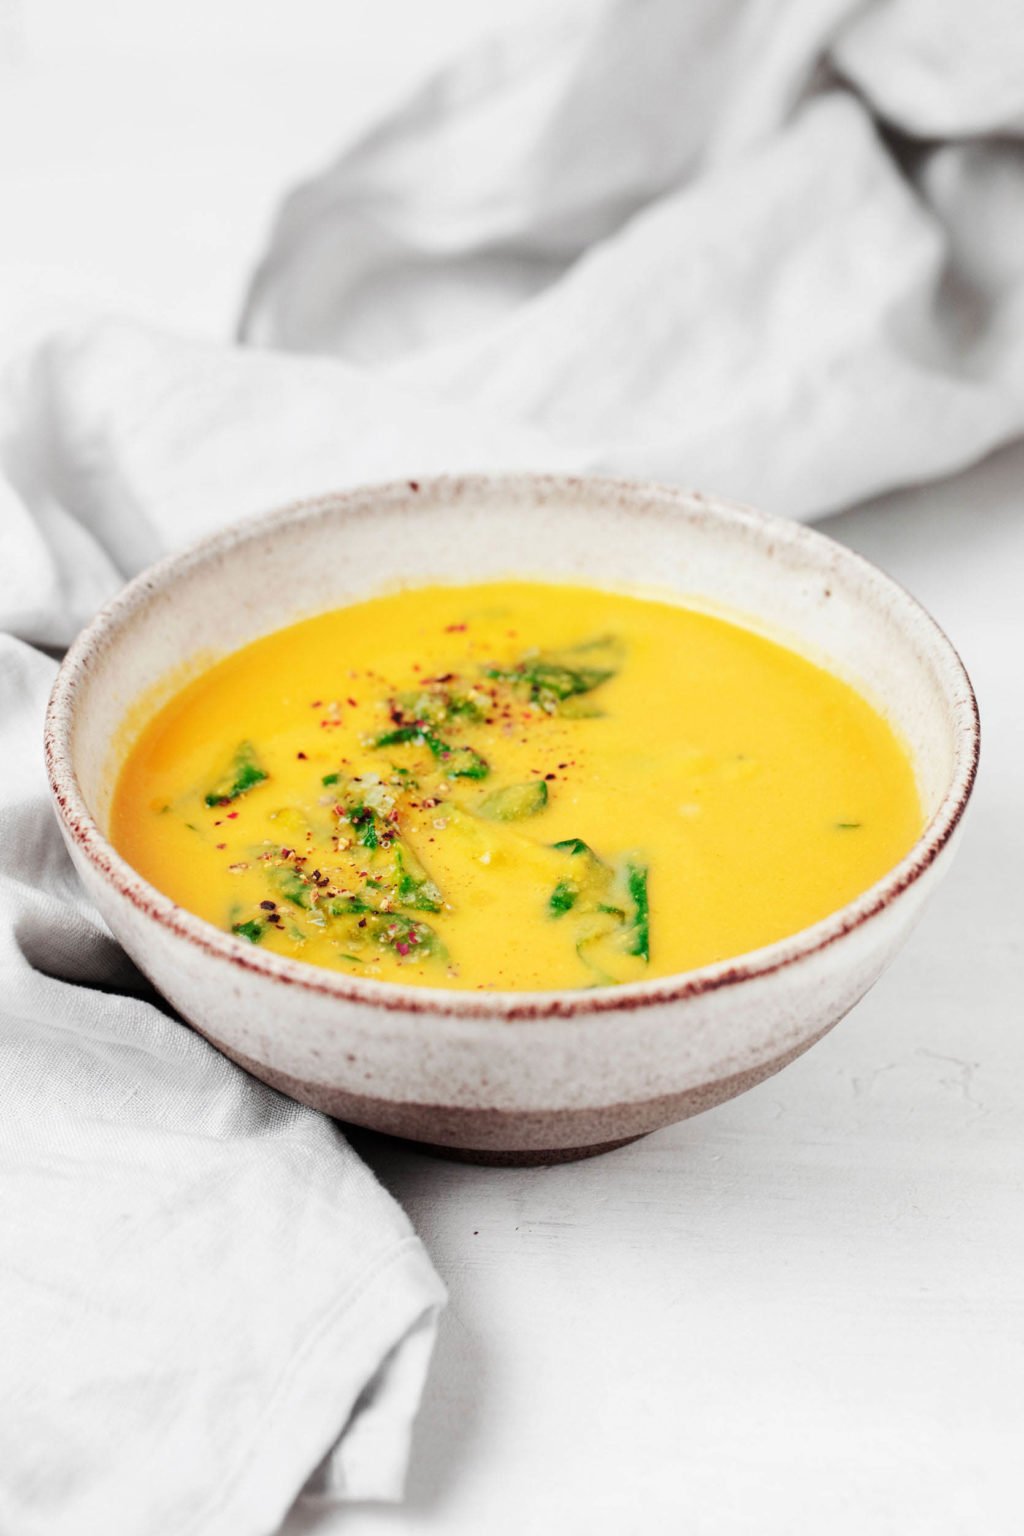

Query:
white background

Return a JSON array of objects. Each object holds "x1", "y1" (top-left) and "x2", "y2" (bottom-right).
[{"x1": 3, "y1": 5, "x2": 1021, "y2": 1533}]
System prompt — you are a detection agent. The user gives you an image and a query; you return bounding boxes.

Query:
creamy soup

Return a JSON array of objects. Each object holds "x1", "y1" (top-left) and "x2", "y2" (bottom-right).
[{"x1": 110, "y1": 581, "x2": 923, "y2": 991}]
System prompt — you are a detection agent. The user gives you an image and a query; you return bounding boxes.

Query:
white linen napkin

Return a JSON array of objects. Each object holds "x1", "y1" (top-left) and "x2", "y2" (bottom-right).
[
  {"x1": 241, "y1": 0, "x2": 1024, "y2": 520},
  {"x1": 2, "y1": 3, "x2": 1024, "y2": 1535}
]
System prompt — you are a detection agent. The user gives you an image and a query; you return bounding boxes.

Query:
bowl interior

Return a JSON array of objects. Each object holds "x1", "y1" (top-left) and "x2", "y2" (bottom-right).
[{"x1": 65, "y1": 476, "x2": 971, "y2": 872}]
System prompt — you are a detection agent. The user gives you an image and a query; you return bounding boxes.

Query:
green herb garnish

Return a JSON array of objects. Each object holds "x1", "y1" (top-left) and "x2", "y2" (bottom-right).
[
  {"x1": 552, "y1": 837, "x2": 593, "y2": 856},
  {"x1": 478, "y1": 781, "x2": 549, "y2": 821},
  {"x1": 547, "y1": 838, "x2": 608, "y2": 918},
  {"x1": 334, "y1": 912, "x2": 446, "y2": 962},
  {"x1": 625, "y1": 861, "x2": 649, "y2": 961},
  {"x1": 268, "y1": 864, "x2": 311, "y2": 908},
  {"x1": 374, "y1": 725, "x2": 489, "y2": 780},
  {"x1": 349, "y1": 804, "x2": 379, "y2": 848},
  {"x1": 486, "y1": 635, "x2": 622, "y2": 714},
  {"x1": 232, "y1": 919, "x2": 264, "y2": 944},
  {"x1": 205, "y1": 741, "x2": 268, "y2": 807},
  {"x1": 393, "y1": 845, "x2": 443, "y2": 912},
  {"x1": 548, "y1": 839, "x2": 650, "y2": 973}
]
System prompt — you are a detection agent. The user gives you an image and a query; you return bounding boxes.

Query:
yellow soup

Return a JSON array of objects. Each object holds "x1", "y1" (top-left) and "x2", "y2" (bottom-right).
[{"x1": 111, "y1": 581, "x2": 923, "y2": 991}]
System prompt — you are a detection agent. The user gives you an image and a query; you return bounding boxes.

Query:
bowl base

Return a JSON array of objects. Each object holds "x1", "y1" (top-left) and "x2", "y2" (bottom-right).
[
  {"x1": 387, "y1": 1132, "x2": 646, "y2": 1166},
  {"x1": 201, "y1": 1027, "x2": 835, "y2": 1164}
]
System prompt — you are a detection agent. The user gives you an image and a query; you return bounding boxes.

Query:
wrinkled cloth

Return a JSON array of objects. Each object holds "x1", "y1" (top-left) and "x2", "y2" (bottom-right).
[
  {"x1": 242, "y1": 0, "x2": 1024, "y2": 519},
  {"x1": 2, "y1": 3, "x2": 1024, "y2": 1535}
]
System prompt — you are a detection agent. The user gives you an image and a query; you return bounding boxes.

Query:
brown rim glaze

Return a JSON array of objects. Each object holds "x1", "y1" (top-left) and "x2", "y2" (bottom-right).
[{"x1": 44, "y1": 474, "x2": 980, "y2": 1024}]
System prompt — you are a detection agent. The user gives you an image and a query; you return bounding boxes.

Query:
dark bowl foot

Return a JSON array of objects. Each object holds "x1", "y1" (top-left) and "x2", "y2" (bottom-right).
[{"x1": 374, "y1": 1132, "x2": 647, "y2": 1166}]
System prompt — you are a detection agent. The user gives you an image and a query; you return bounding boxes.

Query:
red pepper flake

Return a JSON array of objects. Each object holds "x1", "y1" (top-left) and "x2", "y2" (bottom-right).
[
  {"x1": 226, "y1": 811, "x2": 239, "y2": 820},
  {"x1": 215, "y1": 842, "x2": 226, "y2": 850},
  {"x1": 347, "y1": 697, "x2": 358, "y2": 708},
  {"x1": 445, "y1": 622, "x2": 467, "y2": 632},
  {"x1": 296, "y1": 751, "x2": 307, "y2": 760},
  {"x1": 213, "y1": 820, "x2": 222, "y2": 827},
  {"x1": 557, "y1": 762, "x2": 568, "y2": 769},
  {"x1": 310, "y1": 700, "x2": 322, "y2": 708}
]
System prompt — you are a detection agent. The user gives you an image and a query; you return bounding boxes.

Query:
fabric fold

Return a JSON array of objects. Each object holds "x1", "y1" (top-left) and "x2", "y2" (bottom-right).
[{"x1": 240, "y1": 0, "x2": 1024, "y2": 520}]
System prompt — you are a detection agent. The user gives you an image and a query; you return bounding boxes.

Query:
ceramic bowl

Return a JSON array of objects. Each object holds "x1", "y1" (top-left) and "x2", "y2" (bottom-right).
[{"x1": 45, "y1": 476, "x2": 979, "y2": 1164}]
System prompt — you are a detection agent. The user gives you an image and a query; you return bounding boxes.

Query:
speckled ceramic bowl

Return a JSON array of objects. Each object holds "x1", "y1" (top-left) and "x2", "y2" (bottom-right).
[{"x1": 45, "y1": 476, "x2": 978, "y2": 1164}]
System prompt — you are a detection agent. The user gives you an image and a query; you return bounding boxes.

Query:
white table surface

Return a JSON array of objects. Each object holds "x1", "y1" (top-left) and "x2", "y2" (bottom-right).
[{"x1": 4, "y1": 10, "x2": 1022, "y2": 1533}]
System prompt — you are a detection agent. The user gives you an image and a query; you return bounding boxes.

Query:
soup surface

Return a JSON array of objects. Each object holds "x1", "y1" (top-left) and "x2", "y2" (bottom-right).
[{"x1": 111, "y1": 581, "x2": 922, "y2": 991}]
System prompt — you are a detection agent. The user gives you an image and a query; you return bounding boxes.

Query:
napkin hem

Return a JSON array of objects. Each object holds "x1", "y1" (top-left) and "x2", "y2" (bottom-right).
[{"x1": 177, "y1": 1232, "x2": 445, "y2": 1536}]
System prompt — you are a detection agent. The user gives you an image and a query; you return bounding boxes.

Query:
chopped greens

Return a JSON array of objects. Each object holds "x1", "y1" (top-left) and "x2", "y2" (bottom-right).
[
  {"x1": 393, "y1": 845, "x2": 443, "y2": 912},
  {"x1": 389, "y1": 686, "x2": 484, "y2": 729},
  {"x1": 268, "y1": 864, "x2": 311, "y2": 908},
  {"x1": 349, "y1": 803, "x2": 380, "y2": 848},
  {"x1": 548, "y1": 838, "x2": 650, "y2": 973},
  {"x1": 232, "y1": 919, "x2": 264, "y2": 944},
  {"x1": 552, "y1": 837, "x2": 593, "y2": 857},
  {"x1": 208, "y1": 627, "x2": 646, "y2": 985},
  {"x1": 359, "y1": 913, "x2": 445, "y2": 960},
  {"x1": 478, "y1": 780, "x2": 548, "y2": 821},
  {"x1": 249, "y1": 775, "x2": 447, "y2": 941},
  {"x1": 374, "y1": 725, "x2": 490, "y2": 780},
  {"x1": 328, "y1": 910, "x2": 446, "y2": 964},
  {"x1": 625, "y1": 861, "x2": 649, "y2": 961},
  {"x1": 205, "y1": 741, "x2": 268, "y2": 807},
  {"x1": 486, "y1": 635, "x2": 622, "y2": 714},
  {"x1": 436, "y1": 742, "x2": 490, "y2": 780},
  {"x1": 548, "y1": 838, "x2": 612, "y2": 916}
]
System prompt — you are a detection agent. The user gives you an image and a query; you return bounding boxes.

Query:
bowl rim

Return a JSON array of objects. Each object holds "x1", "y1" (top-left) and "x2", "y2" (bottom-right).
[{"x1": 44, "y1": 472, "x2": 980, "y2": 1024}]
